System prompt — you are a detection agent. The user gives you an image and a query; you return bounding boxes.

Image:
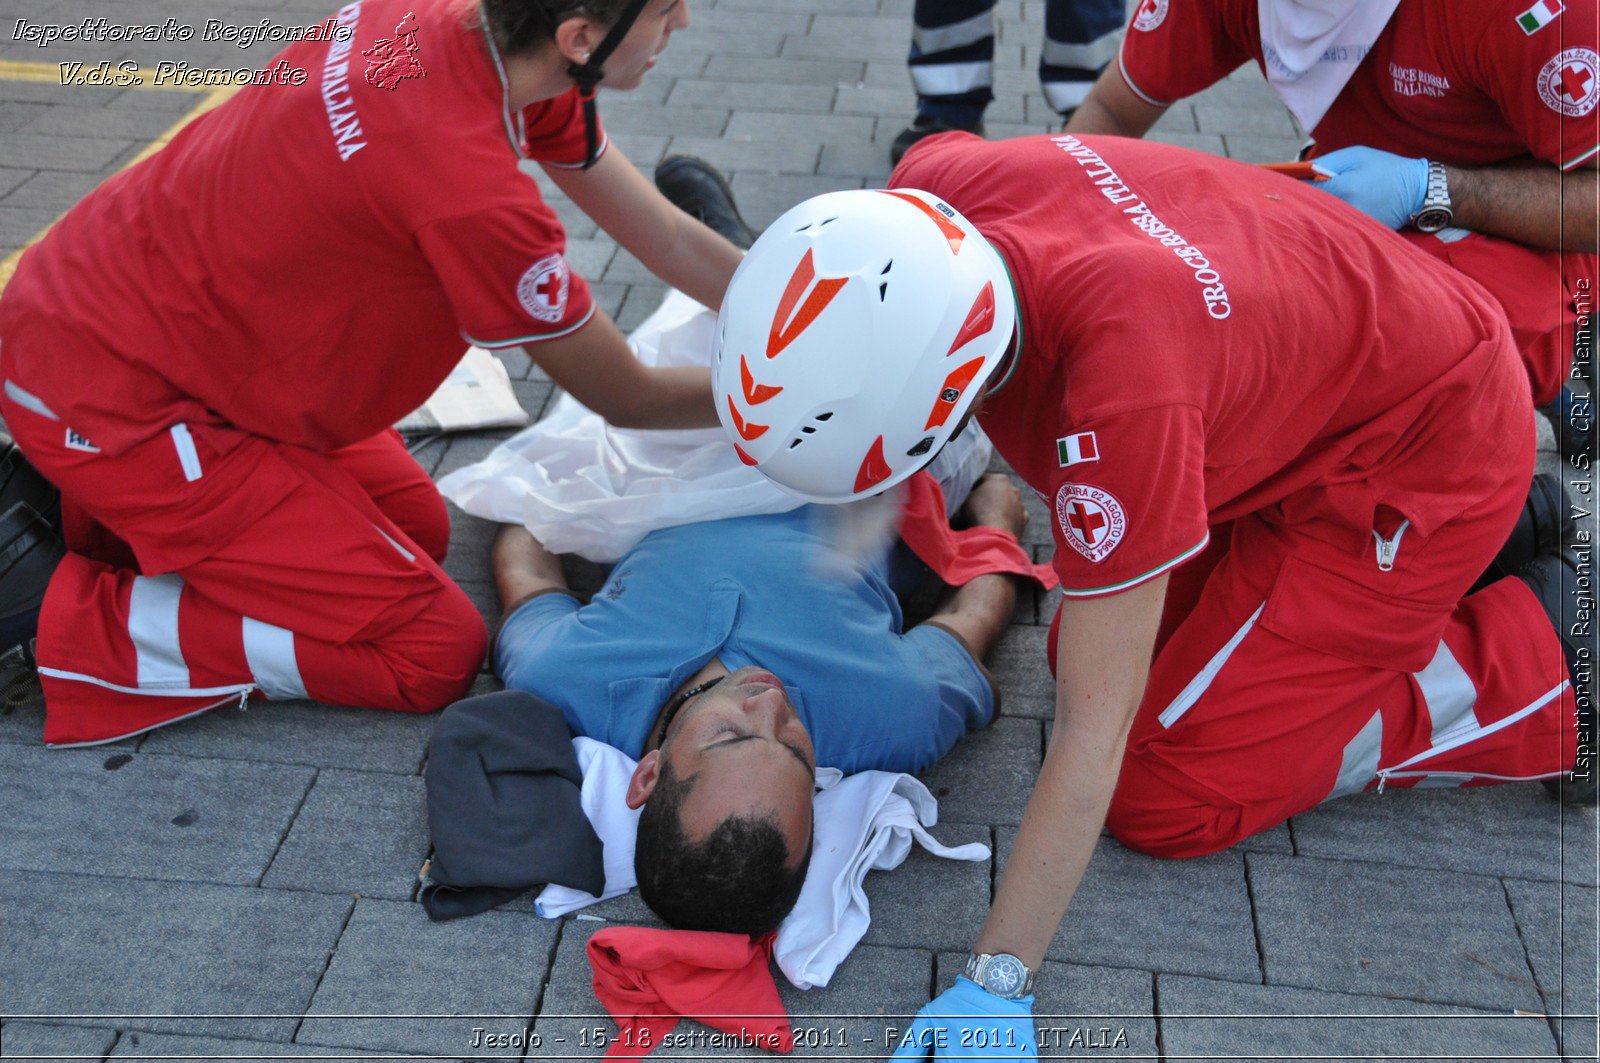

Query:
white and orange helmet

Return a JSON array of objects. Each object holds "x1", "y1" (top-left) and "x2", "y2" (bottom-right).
[{"x1": 713, "y1": 188, "x2": 1016, "y2": 504}]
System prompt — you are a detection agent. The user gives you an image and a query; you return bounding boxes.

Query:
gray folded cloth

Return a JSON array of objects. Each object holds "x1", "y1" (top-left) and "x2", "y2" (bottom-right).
[{"x1": 422, "y1": 690, "x2": 605, "y2": 921}]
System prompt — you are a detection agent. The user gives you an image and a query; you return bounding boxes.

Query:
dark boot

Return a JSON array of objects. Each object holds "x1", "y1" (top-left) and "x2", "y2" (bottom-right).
[
  {"x1": 1472, "y1": 472, "x2": 1573, "y2": 593},
  {"x1": 0, "y1": 436, "x2": 61, "y2": 532},
  {"x1": 0, "y1": 502, "x2": 65, "y2": 711},
  {"x1": 1517, "y1": 549, "x2": 1597, "y2": 806},
  {"x1": 653, "y1": 155, "x2": 757, "y2": 250}
]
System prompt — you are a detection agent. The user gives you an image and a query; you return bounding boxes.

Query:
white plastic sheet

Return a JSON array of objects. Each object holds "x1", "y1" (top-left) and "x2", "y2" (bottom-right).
[{"x1": 437, "y1": 291, "x2": 803, "y2": 562}]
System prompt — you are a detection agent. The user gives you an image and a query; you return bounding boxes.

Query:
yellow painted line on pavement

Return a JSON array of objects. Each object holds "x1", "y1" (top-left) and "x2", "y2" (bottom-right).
[
  {"x1": 0, "y1": 83, "x2": 238, "y2": 293},
  {"x1": 0, "y1": 58, "x2": 200, "y2": 90}
]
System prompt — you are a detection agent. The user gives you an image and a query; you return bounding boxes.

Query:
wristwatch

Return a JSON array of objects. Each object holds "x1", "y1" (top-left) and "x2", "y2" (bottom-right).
[
  {"x1": 964, "y1": 952, "x2": 1036, "y2": 999},
  {"x1": 1409, "y1": 160, "x2": 1453, "y2": 233}
]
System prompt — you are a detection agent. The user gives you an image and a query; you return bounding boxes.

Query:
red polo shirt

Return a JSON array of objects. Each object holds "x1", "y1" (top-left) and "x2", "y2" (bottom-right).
[{"x1": 0, "y1": 0, "x2": 604, "y2": 454}]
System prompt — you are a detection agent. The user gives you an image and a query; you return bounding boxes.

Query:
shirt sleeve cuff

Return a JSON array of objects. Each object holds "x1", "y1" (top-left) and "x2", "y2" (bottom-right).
[
  {"x1": 917, "y1": 620, "x2": 1001, "y2": 725},
  {"x1": 461, "y1": 303, "x2": 597, "y2": 350},
  {"x1": 491, "y1": 587, "x2": 583, "y2": 674},
  {"x1": 1561, "y1": 143, "x2": 1600, "y2": 171},
  {"x1": 1118, "y1": 49, "x2": 1172, "y2": 108},
  {"x1": 1057, "y1": 532, "x2": 1210, "y2": 599}
]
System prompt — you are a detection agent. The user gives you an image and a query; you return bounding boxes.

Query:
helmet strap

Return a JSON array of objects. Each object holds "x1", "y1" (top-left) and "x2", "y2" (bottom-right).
[{"x1": 566, "y1": 0, "x2": 653, "y2": 168}]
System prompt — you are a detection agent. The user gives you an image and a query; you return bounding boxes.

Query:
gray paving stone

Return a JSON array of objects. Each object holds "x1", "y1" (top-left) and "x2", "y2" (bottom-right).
[
  {"x1": 1194, "y1": 102, "x2": 1299, "y2": 138},
  {"x1": 0, "y1": 869, "x2": 350, "y2": 1041},
  {"x1": 666, "y1": 29, "x2": 786, "y2": 60},
  {"x1": 917, "y1": 717, "x2": 1040, "y2": 825},
  {"x1": 781, "y1": 31, "x2": 906, "y2": 63},
  {"x1": 990, "y1": 625, "x2": 1052, "y2": 719},
  {"x1": 137, "y1": 697, "x2": 436, "y2": 775},
  {"x1": 297, "y1": 898, "x2": 554, "y2": 1057},
  {"x1": 1146, "y1": 131, "x2": 1228, "y2": 157},
  {"x1": 0, "y1": 1022, "x2": 117, "y2": 1060},
  {"x1": 0, "y1": 167, "x2": 34, "y2": 199},
  {"x1": 662, "y1": 133, "x2": 823, "y2": 175},
  {"x1": 1248, "y1": 853, "x2": 1544, "y2": 1012},
  {"x1": 0, "y1": 744, "x2": 312, "y2": 885},
  {"x1": 0, "y1": 168, "x2": 105, "y2": 209},
  {"x1": 1504, "y1": 879, "x2": 1599, "y2": 1060},
  {"x1": 21, "y1": 104, "x2": 183, "y2": 140},
  {"x1": 0, "y1": 133, "x2": 131, "y2": 172},
  {"x1": 669, "y1": 80, "x2": 836, "y2": 116},
  {"x1": 0, "y1": 205, "x2": 58, "y2": 245},
  {"x1": 261, "y1": 769, "x2": 428, "y2": 901},
  {"x1": 724, "y1": 111, "x2": 875, "y2": 146},
  {"x1": 1292, "y1": 783, "x2": 1599, "y2": 886},
  {"x1": 617, "y1": 283, "x2": 670, "y2": 331},
  {"x1": 1158, "y1": 973, "x2": 1560, "y2": 1061},
  {"x1": 110, "y1": 1030, "x2": 435, "y2": 1062},
  {"x1": 996, "y1": 832, "x2": 1260, "y2": 981},
  {"x1": 443, "y1": 495, "x2": 509, "y2": 582},
  {"x1": 860, "y1": 823, "x2": 992, "y2": 951}
]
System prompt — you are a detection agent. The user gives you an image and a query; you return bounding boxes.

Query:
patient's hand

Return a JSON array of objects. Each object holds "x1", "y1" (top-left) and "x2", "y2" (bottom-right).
[{"x1": 965, "y1": 473, "x2": 1026, "y2": 538}]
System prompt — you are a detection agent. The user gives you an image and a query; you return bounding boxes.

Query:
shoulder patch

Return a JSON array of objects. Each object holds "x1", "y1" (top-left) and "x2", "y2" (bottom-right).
[
  {"x1": 1539, "y1": 48, "x2": 1599, "y2": 117},
  {"x1": 1055, "y1": 483, "x2": 1126, "y2": 563},
  {"x1": 1132, "y1": 0, "x2": 1169, "y2": 31},
  {"x1": 517, "y1": 253, "x2": 571, "y2": 324}
]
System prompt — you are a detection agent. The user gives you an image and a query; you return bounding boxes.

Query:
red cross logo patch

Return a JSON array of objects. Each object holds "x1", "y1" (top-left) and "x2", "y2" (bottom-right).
[
  {"x1": 1538, "y1": 48, "x2": 1599, "y2": 116},
  {"x1": 1055, "y1": 483, "x2": 1126, "y2": 563},
  {"x1": 1133, "y1": 0, "x2": 1169, "y2": 31},
  {"x1": 517, "y1": 254, "x2": 570, "y2": 324}
]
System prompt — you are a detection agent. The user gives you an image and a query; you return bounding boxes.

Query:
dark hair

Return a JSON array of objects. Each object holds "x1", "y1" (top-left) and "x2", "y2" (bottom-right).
[
  {"x1": 634, "y1": 760, "x2": 812, "y2": 936},
  {"x1": 480, "y1": 0, "x2": 635, "y2": 55}
]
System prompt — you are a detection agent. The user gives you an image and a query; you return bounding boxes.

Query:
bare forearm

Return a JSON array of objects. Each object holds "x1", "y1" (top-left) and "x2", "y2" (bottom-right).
[
  {"x1": 925, "y1": 573, "x2": 1018, "y2": 661},
  {"x1": 973, "y1": 721, "x2": 1129, "y2": 967},
  {"x1": 615, "y1": 365, "x2": 718, "y2": 429},
  {"x1": 1446, "y1": 162, "x2": 1598, "y2": 252},
  {"x1": 1062, "y1": 67, "x2": 1166, "y2": 138},
  {"x1": 492, "y1": 524, "x2": 569, "y2": 613},
  {"x1": 644, "y1": 215, "x2": 744, "y2": 312}
]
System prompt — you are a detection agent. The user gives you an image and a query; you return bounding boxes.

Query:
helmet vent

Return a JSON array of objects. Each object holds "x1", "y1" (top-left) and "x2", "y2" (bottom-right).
[
  {"x1": 878, "y1": 261, "x2": 893, "y2": 301},
  {"x1": 815, "y1": 412, "x2": 833, "y2": 421},
  {"x1": 819, "y1": 216, "x2": 838, "y2": 227},
  {"x1": 788, "y1": 410, "x2": 835, "y2": 449}
]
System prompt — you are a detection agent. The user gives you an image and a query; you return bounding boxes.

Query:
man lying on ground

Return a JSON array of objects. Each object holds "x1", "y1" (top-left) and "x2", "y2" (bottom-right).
[{"x1": 490, "y1": 469, "x2": 1025, "y2": 936}]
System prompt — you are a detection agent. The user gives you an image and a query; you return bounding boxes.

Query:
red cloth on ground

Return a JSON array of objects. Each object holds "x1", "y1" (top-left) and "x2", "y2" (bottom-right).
[
  {"x1": 588, "y1": 928, "x2": 794, "y2": 1060},
  {"x1": 898, "y1": 472, "x2": 1059, "y2": 590}
]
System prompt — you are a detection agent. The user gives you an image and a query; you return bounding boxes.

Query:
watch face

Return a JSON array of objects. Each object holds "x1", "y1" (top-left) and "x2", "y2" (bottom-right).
[
  {"x1": 985, "y1": 956, "x2": 1024, "y2": 995},
  {"x1": 1414, "y1": 207, "x2": 1452, "y2": 233}
]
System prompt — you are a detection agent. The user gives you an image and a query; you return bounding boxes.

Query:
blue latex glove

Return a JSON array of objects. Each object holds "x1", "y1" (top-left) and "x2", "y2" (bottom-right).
[
  {"x1": 888, "y1": 976, "x2": 1038, "y2": 1060},
  {"x1": 1310, "y1": 145, "x2": 1430, "y2": 230}
]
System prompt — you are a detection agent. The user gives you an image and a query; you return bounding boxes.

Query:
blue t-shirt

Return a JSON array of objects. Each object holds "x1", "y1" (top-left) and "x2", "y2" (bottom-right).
[{"x1": 494, "y1": 506, "x2": 994, "y2": 775}]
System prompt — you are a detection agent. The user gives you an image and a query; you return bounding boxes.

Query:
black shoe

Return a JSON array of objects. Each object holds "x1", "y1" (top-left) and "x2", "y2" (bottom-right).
[
  {"x1": 0, "y1": 436, "x2": 60, "y2": 533},
  {"x1": 1518, "y1": 549, "x2": 1598, "y2": 806},
  {"x1": 889, "y1": 115, "x2": 984, "y2": 167},
  {"x1": 653, "y1": 155, "x2": 757, "y2": 250},
  {"x1": 1472, "y1": 472, "x2": 1572, "y2": 593},
  {"x1": 1544, "y1": 385, "x2": 1594, "y2": 462}
]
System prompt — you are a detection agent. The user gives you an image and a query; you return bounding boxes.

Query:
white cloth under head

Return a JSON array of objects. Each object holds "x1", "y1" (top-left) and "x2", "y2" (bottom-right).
[
  {"x1": 533, "y1": 739, "x2": 990, "y2": 990},
  {"x1": 437, "y1": 289, "x2": 992, "y2": 562},
  {"x1": 1258, "y1": 0, "x2": 1401, "y2": 132}
]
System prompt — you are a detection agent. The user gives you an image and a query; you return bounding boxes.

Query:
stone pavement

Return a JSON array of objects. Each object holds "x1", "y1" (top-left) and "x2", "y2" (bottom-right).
[{"x1": 0, "y1": 0, "x2": 1596, "y2": 1060}]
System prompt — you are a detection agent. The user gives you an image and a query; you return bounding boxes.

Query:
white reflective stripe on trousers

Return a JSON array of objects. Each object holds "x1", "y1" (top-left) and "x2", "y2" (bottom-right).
[
  {"x1": 3, "y1": 379, "x2": 59, "y2": 421},
  {"x1": 128, "y1": 574, "x2": 191, "y2": 689},
  {"x1": 1158, "y1": 604, "x2": 1264, "y2": 728},
  {"x1": 170, "y1": 423, "x2": 203, "y2": 482},
  {"x1": 911, "y1": 61, "x2": 994, "y2": 96},
  {"x1": 1041, "y1": 31, "x2": 1122, "y2": 70},
  {"x1": 1412, "y1": 642, "x2": 1479, "y2": 746},
  {"x1": 913, "y1": 9, "x2": 993, "y2": 54},
  {"x1": 242, "y1": 617, "x2": 308, "y2": 700},
  {"x1": 1327, "y1": 711, "x2": 1384, "y2": 800},
  {"x1": 1043, "y1": 81, "x2": 1095, "y2": 112}
]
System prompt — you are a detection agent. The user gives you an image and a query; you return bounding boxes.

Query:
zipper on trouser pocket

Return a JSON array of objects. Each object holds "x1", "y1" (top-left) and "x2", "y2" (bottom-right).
[
  {"x1": 40, "y1": 683, "x2": 255, "y2": 749},
  {"x1": 1371, "y1": 679, "x2": 1571, "y2": 792}
]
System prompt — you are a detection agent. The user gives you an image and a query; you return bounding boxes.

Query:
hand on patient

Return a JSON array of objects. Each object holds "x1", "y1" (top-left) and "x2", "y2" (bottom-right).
[
  {"x1": 965, "y1": 473, "x2": 1027, "y2": 538},
  {"x1": 888, "y1": 976, "x2": 1037, "y2": 1060}
]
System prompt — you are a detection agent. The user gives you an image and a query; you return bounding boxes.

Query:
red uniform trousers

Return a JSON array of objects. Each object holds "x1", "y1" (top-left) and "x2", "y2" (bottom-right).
[
  {"x1": 1403, "y1": 231, "x2": 1594, "y2": 408},
  {"x1": 1049, "y1": 396, "x2": 1578, "y2": 860},
  {"x1": 2, "y1": 382, "x2": 486, "y2": 747}
]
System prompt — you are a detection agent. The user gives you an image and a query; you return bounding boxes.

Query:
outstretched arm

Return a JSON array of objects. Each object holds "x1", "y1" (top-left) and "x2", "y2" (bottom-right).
[
  {"x1": 544, "y1": 143, "x2": 744, "y2": 311},
  {"x1": 492, "y1": 523, "x2": 571, "y2": 618},
  {"x1": 1312, "y1": 147, "x2": 1598, "y2": 252},
  {"x1": 520, "y1": 311, "x2": 716, "y2": 430}
]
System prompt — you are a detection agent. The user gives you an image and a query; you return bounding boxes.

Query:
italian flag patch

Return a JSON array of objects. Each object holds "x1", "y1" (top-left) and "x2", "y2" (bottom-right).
[{"x1": 1518, "y1": 0, "x2": 1563, "y2": 34}]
